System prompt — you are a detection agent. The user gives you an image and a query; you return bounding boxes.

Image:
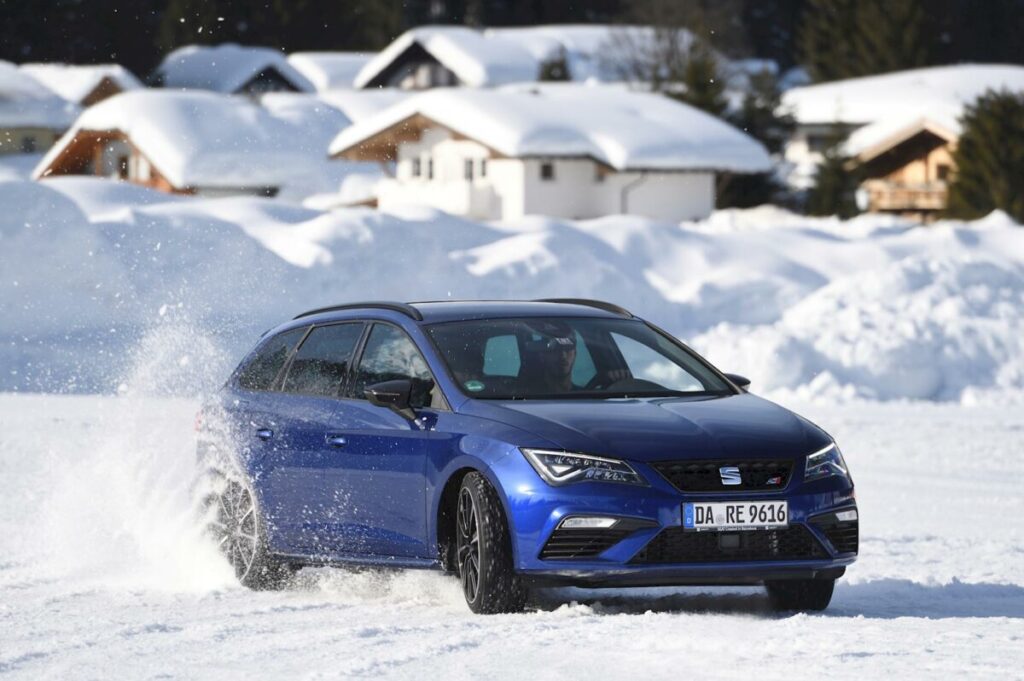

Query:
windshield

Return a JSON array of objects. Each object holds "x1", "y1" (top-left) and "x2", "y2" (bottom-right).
[{"x1": 427, "y1": 317, "x2": 733, "y2": 400}]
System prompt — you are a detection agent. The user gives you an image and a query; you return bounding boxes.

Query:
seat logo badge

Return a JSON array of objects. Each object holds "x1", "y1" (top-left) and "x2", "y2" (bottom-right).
[{"x1": 719, "y1": 466, "x2": 742, "y2": 486}]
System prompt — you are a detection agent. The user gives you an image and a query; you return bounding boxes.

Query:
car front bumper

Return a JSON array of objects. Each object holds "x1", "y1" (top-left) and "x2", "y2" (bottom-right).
[{"x1": 493, "y1": 452, "x2": 858, "y2": 585}]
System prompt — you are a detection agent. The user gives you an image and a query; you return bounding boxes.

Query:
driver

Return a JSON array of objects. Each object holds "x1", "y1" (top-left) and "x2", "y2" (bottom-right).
[{"x1": 536, "y1": 331, "x2": 577, "y2": 393}]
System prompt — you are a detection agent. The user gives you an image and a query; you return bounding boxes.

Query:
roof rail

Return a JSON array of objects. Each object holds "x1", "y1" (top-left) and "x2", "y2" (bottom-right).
[
  {"x1": 533, "y1": 298, "x2": 633, "y2": 318},
  {"x1": 293, "y1": 301, "x2": 424, "y2": 321}
]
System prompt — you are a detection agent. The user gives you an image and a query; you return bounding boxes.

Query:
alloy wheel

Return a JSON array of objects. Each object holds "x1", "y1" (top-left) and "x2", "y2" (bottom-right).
[
  {"x1": 210, "y1": 479, "x2": 259, "y2": 582},
  {"x1": 457, "y1": 487, "x2": 481, "y2": 603}
]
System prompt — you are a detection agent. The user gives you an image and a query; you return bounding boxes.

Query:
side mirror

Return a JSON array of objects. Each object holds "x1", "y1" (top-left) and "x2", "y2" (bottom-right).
[
  {"x1": 364, "y1": 379, "x2": 417, "y2": 421},
  {"x1": 723, "y1": 373, "x2": 751, "y2": 391}
]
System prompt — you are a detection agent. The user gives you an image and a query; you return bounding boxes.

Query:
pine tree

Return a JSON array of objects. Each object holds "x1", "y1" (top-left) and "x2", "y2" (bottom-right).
[
  {"x1": 732, "y1": 69, "x2": 793, "y2": 155},
  {"x1": 676, "y1": 40, "x2": 728, "y2": 117},
  {"x1": 539, "y1": 47, "x2": 571, "y2": 81},
  {"x1": 800, "y1": 0, "x2": 929, "y2": 82},
  {"x1": 946, "y1": 89, "x2": 1024, "y2": 224},
  {"x1": 805, "y1": 127, "x2": 858, "y2": 217}
]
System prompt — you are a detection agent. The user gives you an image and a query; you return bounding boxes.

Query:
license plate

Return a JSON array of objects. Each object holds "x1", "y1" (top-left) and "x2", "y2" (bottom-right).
[{"x1": 683, "y1": 501, "x2": 788, "y2": 531}]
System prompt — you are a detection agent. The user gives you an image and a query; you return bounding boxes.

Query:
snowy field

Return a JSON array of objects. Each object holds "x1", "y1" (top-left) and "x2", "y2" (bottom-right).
[{"x1": 1, "y1": 393, "x2": 1021, "y2": 679}]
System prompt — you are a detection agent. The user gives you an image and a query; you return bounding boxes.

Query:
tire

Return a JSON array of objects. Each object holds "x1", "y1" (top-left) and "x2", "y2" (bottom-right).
[
  {"x1": 455, "y1": 472, "x2": 527, "y2": 614},
  {"x1": 765, "y1": 578, "x2": 835, "y2": 612},
  {"x1": 204, "y1": 468, "x2": 295, "y2": 591}
]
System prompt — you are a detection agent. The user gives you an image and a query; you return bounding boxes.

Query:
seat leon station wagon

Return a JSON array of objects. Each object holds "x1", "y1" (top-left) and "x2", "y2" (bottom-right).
[{"x1": 197, "y1": 299, "x2": 857, "y2": 613}]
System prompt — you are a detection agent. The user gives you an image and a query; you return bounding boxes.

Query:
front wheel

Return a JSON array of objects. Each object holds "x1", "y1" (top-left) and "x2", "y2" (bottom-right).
[
  {"x1": 765, "y1": 578, "x2": 835, "y2": 611},
  {"x1": 456, "y1": 472, "x2": 527, "y2": 614},
  {"x1": 205, "y1": 469, "x2": 295, "y2": 590}
]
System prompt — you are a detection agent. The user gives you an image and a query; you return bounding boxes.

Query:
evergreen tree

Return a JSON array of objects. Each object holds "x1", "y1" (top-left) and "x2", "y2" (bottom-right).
[
  {"x1": 946, "y1": 89, "x2": 1024, "y2": 224},
  {"x1": 676, "y1": 39, "x2": 728, "y2": 117},
  {"x1": 800, "y1": 0, "x2": 929, "y2": 82},
  {"x1": 732, "y1": 69, "x2": 793, "y2": 155},
  {"x1": 805, "y1": 127, "x2": 858, "y2": 217}
]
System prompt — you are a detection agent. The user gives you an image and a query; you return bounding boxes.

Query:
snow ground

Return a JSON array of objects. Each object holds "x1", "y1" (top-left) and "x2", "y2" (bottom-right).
[{"x1": 0, "y1": 393, "x2": 1021, "y2": 680}]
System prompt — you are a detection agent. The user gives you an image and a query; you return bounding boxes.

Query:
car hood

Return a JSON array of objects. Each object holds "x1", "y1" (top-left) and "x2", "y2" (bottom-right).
[{"x1": 464, "y1": 393, "x2": 831, "y2": 462}]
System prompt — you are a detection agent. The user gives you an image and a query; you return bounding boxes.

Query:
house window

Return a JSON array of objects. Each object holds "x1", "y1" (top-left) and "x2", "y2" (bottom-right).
[
  {"x1": 20, "y1": 136, "x2": 36, "y2": 153},
  {"x1": 936, "y1": 163, "x2": 951, "y2": 181},
  {"x1": 464, "y1": 158, "x2": 474, "y2": 181},
  {"x1": 540, "y1": 161, "x2": 555, "y2": 181},
  {"x1": 427, "y1": 158, "x2": 434, "y2": 180},
  {"x1": 480, "y1": 158, "x2": 487, "y2": 178},
  {"x1": 411, "y1": 158, "x2": 421, "y2": 177},
  {"x1": 117, "y1": 154, "x2": 130, "y2": 179}
]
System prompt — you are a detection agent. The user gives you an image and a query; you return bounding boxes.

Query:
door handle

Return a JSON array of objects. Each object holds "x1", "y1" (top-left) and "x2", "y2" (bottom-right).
[
  {"x1": 325, "y1": 434, "x2": 347, "y2": 448},
  {"x1": 255, "y1": 428, "x2": 273, "y2": 441}
]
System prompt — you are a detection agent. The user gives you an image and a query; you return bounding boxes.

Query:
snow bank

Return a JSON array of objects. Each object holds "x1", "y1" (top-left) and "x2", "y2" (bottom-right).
[{"x1": 2, "y1": 176, "x2": 1022, "y2": 402}]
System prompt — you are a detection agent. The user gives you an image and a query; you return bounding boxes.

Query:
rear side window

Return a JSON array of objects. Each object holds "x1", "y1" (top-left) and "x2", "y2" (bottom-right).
[
  {"x1": 236, "y1": 326, "x2": 308, "y2": 391},
  {"x1": 282, "y1": 323, "x2": 363, "y2": 397}
]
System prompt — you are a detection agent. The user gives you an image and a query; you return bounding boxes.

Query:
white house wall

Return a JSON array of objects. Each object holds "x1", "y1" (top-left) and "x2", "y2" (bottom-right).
[{"x1": 380, "y1": 131, "x2": 718, "y2": 222}]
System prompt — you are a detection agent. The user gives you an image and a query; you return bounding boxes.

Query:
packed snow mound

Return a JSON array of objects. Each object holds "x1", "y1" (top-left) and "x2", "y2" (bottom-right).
[
  {"x1": 2, "y1": 175, "x2": 1023, "y2": 402},
  {"x1": 695, "y1": 255, "x2": 1024, "y2": 402}
]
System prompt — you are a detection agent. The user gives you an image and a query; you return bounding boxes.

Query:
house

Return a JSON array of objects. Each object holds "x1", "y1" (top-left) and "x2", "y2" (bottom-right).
[
  {"x1": 153, "y1": 44, "x2": 313, "y2": 96},
  {"x1": 33, "y1": 90, "x2": 313, "y2": 197},
  {"x1": 354, "y1": 26, "x2": 539, "y2": 90},
  {"x1": 328, "y1": 84, "x2": 771, "y2": 222},
  {"x1": 780, "y1": 64, "x2": 1024, "y2": 200},
  {"x1": 0, "y1": 60, "x2": 79, "y2": 155},
  {"x1": 19, "y1": 63, "x2": 142, "y2": 106},
  {"x1": 287, "y1": 52, "x2": 373, "y2": 91},
  {"x1": 845, "y1": 115, "x2": 959, "y2": 220}
]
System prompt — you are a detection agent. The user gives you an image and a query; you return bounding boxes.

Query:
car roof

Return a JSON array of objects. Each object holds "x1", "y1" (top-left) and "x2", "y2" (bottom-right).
[{"x1": 289, "y1": 299, "x2": 633, "y2": 325}]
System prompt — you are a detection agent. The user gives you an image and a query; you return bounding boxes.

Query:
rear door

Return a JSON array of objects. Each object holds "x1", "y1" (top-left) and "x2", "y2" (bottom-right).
[{"x1": 258, "y1": 321, "x2": 366, "y2": 556}]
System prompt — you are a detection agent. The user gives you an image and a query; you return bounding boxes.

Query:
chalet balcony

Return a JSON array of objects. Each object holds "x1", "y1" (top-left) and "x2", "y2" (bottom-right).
[{"x1": 862, "y1": 179, "x2": 949, "y2": 212}]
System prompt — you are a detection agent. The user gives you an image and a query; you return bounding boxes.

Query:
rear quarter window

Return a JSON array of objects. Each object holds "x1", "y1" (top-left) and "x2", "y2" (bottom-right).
[{"x1": 236, "y1": 326, "x2": 308, "y2": 391}]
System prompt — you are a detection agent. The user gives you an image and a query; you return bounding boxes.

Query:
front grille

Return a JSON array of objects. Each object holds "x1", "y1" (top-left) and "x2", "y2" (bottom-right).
[
  {"x1": 811, "y1": 515, "x2": 859, "y2": 554},
  {"x1": 539, "y1": 528, "x2": 630, "y2": 560},
  {"x1": 651, "y1": 459, "x2": 794, "y2": 493},
  {"x1": 630, "y1": 525, "x2": 826, "y2": 564}
]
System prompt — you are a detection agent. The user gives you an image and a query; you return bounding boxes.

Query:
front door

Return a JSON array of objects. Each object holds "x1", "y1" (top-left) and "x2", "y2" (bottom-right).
[{"x1": 329, "y1": 322, "x2": 449, "y2": 559}]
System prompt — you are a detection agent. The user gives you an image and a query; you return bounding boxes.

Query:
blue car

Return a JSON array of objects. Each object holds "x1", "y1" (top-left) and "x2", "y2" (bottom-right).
[{"x1": 198, "y1": 299, "x2": 857, "y2": 613}]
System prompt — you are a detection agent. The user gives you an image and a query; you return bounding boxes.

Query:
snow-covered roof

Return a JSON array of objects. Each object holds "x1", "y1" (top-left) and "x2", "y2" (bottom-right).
[
  {"x1": 0, "y1": 60, "x2": 80, "y2": 128},
  {"x1": 330, "y1": 84, "x2": 771, "y2": 173},
  {"x1": 354, "y1": 26, "x2": 539, "y2": 89},
  {"x1": 35, "y1": 90, "x2": 313, "y2": 189},
  {"x1": 156, "y1": 44, "x2": 313, "y2": 93},
  {"x1": 19, "y1": 63, "x2": 142, "y2": 103},
  {"x1": 783, "y1": 64, "x2": 1024, "y2": 126},
  {"x1": 287, "y1": 52, "x2": 373, "y2": 91},
  {"x1": 845, "y1": 113, "x2": 960, "y2": 160},
  {"x1": 485, "y1": 25, "x2": 701, "y2": 83},
  {"x1": 259, "y1": 92, "x2": 357, "y2": 154},
  {"x1": 317, "y1": 89, "x2": 410, "y2": 123}
]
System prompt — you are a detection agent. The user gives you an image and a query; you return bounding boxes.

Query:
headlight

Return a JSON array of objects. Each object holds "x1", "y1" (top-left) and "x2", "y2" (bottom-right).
[
  {"x1": 521, "y1": 448, "x2": 647, "y2": 486},
  {"x1": 804, "y1": 443, "x2": 848, "y2": 481}
]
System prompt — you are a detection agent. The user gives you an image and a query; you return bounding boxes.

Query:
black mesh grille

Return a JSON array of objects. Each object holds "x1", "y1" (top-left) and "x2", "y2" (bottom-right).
[
  {"x1": 651, "y1": 459, "x2": 794, "y2": 493},
  {"x1": 811, "y1": 516, "x2": 859, "y2": 554},
  {"x1": 630, "y1": 525, "x2": 826, "y2": 564},
  {"x1": 539, "y1": 528, "x2": 630, "y2": 560}
]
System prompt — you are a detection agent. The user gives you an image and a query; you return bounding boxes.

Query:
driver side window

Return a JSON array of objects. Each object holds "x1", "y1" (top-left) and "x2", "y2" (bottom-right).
[{"x1": 351, "y1": 324, "x2": 444, "y2": 408}]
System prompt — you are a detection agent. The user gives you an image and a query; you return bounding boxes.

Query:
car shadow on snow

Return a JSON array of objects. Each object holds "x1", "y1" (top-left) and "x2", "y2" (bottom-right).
[{"x1": 529, "y1": 579, "x2": 1024, "y2": 619}]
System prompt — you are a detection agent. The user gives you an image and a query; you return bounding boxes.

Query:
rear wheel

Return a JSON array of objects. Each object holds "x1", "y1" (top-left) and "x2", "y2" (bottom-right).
[
  {"x1": 765, "y1": 578, "x2": 835, "y2": 611},
  {"x1": 205, "y1": 469, "x2": 295, "y2": 590},
  {"x1": 456, "y1": 472, "x2": 526, "y2": 614}
]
